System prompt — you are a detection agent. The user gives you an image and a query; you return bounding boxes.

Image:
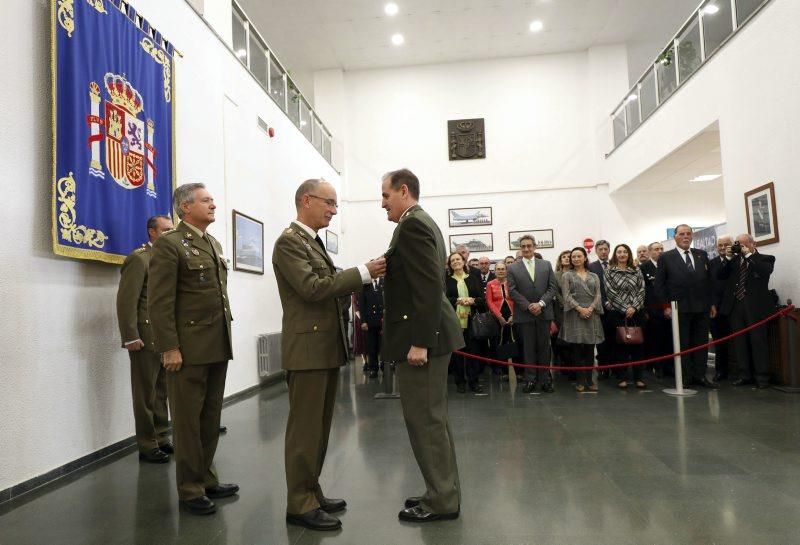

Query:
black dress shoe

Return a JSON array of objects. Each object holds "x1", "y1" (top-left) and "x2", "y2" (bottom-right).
[
  {"x1": 732, "y1": 378, "x2": 754, "y2": 386},
  {"x1": 398, "y1": 505, "x2": 459, "y2": 522},
  {"x1": 697, "y1": 378, "x2": 719, "y2": 389},
  {"x1": 219, "y1": 425, "x2": 227, "y2": 434},
  {"x1": 470, "y1": 384, "x2": 483, "y2": 394},
  {"x1": 405, "y1": 496, "x2": 423, "y2": 508},
  {"x1": 205, "y1": 483, "x2": 239, "y2": 499},
  {"x1": 139, "y1": 448, "x2": 170, "y2": 463},
  {"x1": 318, "y1": 497, "x2": 347, "y2": 513},
  {"x1": 180, "y1": 496, "x2": 216, "y2": 515},
  {"x1": 456, "y1": 383, "x2": 466, "y2": 393},
  {"x1": 286, "y1": 508, "x2": 342, "y2": 531},
  {"x1": 542, "y1": 383, "x2": 555, "y2": 393},
  {"x1": 522, "y1": 381, "x2": 536, "y2": 394},
  {"x1": 158, "y1": 442, "x2": 174, "y2": 454}
]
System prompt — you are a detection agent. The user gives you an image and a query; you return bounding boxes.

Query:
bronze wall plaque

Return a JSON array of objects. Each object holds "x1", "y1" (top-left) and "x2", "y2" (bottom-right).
[{"x1": 448, "y1": 118, "x2": 485, "y2": 160}]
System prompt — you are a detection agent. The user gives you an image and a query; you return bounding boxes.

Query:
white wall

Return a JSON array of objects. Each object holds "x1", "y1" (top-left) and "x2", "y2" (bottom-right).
[
  {"x1": 603, "y1": 0, "x2": 799, "y2": 300},
  {"x1": 0, "y1": 0, "x2": 337, "y2": 491}
]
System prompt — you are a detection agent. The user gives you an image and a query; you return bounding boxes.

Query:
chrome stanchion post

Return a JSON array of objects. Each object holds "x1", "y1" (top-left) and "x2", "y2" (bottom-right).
[
  {"x1": 664, "y1": 301, "x2": 697, "y2": 396},
  {"x1": 374, "y1": 360, "x2": 400, "y2": 399}
]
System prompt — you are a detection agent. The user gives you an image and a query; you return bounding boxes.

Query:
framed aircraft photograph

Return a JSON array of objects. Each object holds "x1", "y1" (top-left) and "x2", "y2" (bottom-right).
[
  {"x1": 509, "y1": 229, "x2": 554, "y2": 250},
  {"x1": 232, "y1": 210, "x2": 265, "y2": 274},
  {"x1": 449, "y1": 233, "x2": 493, "y2": 253},
  {"x1": 744, "y1": 181, "x2": 779, "y2": 246},
  {"x1": 448, "y1": 207, "x2": 492, "y2": 227}
]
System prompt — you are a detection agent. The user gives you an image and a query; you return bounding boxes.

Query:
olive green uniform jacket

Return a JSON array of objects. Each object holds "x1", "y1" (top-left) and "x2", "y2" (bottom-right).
[
  {"x1": 272, "y1": 222, "x2": 364, "y2": 370},
  {"x1": 382, "y1": 205, "x2": 464, "y2": 361},
  {"x1": 148, "y1": 221, "x2": 233, "y2": 364},
  {"x1": 116, "y1": 243, "x2": 155, "y2": 350}
]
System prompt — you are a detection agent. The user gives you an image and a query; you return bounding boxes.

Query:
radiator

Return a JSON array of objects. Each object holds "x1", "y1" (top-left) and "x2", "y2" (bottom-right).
[{"x1": 257, "y1": 332, "x2": 282, "y2": 379}]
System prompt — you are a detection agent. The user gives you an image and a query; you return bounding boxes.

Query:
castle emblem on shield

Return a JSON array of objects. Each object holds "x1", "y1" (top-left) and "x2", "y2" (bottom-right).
[{"x1": 86, "y1": 73, "x2": 157, "y2": 197}]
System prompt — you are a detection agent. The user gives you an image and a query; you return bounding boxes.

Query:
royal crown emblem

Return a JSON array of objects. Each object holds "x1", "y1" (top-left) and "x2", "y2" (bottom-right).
[{"x1": 86, "y1": 73, "x2": 157, "y2": 196}]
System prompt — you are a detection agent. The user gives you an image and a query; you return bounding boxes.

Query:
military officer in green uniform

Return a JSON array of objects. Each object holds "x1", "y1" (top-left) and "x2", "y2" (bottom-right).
[
  {"x1": 380, "y1": 169, "x2": 464, "y2": 522},
  {"x1": 148, "y1": 183, "x2": 238, "y2": 516},
  {"x1": 273, "y1": 179, "x2": 386, "y2": 531},
  {"x1": 116, "y1": 215, "x2": 174, "y2": 463}
]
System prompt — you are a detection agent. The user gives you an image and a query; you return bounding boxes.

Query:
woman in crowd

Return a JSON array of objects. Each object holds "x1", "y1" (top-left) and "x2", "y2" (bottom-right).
[
  {"x1": 553, "y1": 250, "x2": 572, "y2": 364},
  {"x1": 445, "y1": 252, "x2": 486, "y2": 393},
  {"x1": 559, "y1": 247, "x2": 604, "y2": 392},
  {"x1": 605, "y1": 244, "x2": 646, "y2": 389},
  {"x1": 486, "y1": 261, "x2": 520, "y2": 379}
]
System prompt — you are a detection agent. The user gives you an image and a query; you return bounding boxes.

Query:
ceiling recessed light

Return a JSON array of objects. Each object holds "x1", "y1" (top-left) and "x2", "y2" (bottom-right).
[
  {"x1": 235, "y1": 49, "x2": 247, "y2": 58},
  {"x1": 690, "y1": 174, "x2": 721, "y2": 182},
  {"x1": 529, "y1": 20, "x2": 544, "y2": 33},
  {"x1": 391, "y1": 33, "x2": 404, "y2": 46},
  {"x1": 385, "y1": 3, "x2": 399, "y2": 16},
  {"x1": 702, "y1": 4, "x2": 720, "y2": 15}
]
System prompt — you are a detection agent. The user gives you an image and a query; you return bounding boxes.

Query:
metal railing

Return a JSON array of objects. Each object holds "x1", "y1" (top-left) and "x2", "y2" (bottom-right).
[
  {"x1": 608, "y1": 0, "x2": 772, "y2": 154},
  {"x1": 231, "y1": 0, "x2": 333, "y2": 166}
]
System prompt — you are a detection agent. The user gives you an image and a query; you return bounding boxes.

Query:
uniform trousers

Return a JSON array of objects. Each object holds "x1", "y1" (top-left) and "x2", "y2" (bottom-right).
[
  {"x1": 166, "y1": 361, "x2": 227, "y2": 500},
  {"x1": 397, "y1": 353, "x2": 460, "y2": 514},
  {"x1": 129, "y1": 349, "x2": 169, "y2": 452},
  {"x1": 285, "y1": 367, "x2": 339, "y2": 515},
  {"x1": 364, "y1": 325, "x2": 382, "y2": 370},
  {"x1": 518, "y1": 320, "x2": 552, "y2": 384}
]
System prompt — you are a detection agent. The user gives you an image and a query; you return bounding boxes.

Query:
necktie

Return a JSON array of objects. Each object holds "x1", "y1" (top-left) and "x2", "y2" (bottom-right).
[
  {"x1": 602, "y1": 261, "x2": 608, "y2": 270},
  {"x1": 735, "y1": 258, "x2": 748, "y2": 301},
  {"x1": 684, "y1": 250, "x2": 694, "y2": 272},
  {"x1": 525, "y1": 259, "x2": 536, "y2": 281},
  {"x1": 315, "y1": 235, "x2": 325, "y2": 249},
  {"x1": 373, "y1": 279, "x2": 379, "y2": 291}
]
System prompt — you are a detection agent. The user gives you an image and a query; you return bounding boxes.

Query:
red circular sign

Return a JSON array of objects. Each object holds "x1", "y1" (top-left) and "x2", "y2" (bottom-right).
[{"x1": 583, "y1": 238, "x2": 595, "y2": 253}]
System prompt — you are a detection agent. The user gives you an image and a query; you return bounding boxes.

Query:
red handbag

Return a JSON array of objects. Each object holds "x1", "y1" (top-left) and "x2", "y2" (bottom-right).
[{"x1": 616, "y1": 319, "x2": 644, "y2": 345}]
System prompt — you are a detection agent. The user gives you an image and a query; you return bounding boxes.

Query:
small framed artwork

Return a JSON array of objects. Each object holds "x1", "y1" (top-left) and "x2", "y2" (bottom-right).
[
  {"x1": 448, "y1": 207, "x2": 492, "y2": 227},
  {"x1": 449, "y1": 232, "x2": 493, "y2": 253},
  {"x1": 744, "y1": 182, "x2": 779, "y2": 246},
  {"x1": 232, "y1": 210, "x2": 265, "y2": 274},
  {"x1": 326, "y1": 230, "x2": 339, "y2": 254},
  {"x1": 509, "y1": 229, "x2": 554, "y2": 250}
]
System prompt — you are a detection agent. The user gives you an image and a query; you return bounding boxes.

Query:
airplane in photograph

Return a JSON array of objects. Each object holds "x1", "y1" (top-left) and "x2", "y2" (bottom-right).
[{"x1": 451, "y1": 210, "x2": 489, "y2": 223}]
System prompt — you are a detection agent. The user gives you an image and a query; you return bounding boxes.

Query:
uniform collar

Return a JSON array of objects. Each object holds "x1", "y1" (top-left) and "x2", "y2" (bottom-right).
[
  {"x1": 183, "y1": 221, "x2": 205, "y2": 237},
  {"x1": 293, "y1": 219, "x2": 318, "y2": 239}
]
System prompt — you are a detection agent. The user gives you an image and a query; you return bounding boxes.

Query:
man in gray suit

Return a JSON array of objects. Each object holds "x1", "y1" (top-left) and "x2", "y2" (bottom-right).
[{"x1": 507, "y1": 235, "x2": 558, "y2": 393}]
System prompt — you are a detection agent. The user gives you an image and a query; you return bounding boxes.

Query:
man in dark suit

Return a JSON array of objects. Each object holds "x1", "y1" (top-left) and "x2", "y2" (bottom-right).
[
  {"x1": 639, "y1": 242, "x2": 673, "y2": 377},
  {"x1": 358, "y1": 277, "x2": 384, "y2": 378},
  {"x1": 381, "y1": 169, "x2": 464, "y2": 523},
  {"x1": 507, "y1": 235, "x2": 558, "y2": 393},
  {"x1": 654, "y1": 224, "x2": 718, "y2": 388},
  {"x1": 587, "y1": 240, "x2": 614, "y2": 377},
  {"x1": 476, "y1": 257, "x2": 496, "y2": 291},
  {"x1": 273, "y1": 179, "x2": 386, "y2": 531},
  {"x1": 716, "y1": 233, "x2": 776, "y2": 388},
  {"x1": 149, "y1": 183, "x2": 237, "y2": 515},
  {"x1": 116, "y1": 215, "x2": 174, "y2": 464},
  {"x1": 709, "y1": 235, "x2": 735, "y2": 381}
]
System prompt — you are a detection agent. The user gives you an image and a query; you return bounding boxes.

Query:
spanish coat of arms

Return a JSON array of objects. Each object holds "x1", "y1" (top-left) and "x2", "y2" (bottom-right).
[{"x1": 448, "y1": 118, "x2": 486, "y2": 161}]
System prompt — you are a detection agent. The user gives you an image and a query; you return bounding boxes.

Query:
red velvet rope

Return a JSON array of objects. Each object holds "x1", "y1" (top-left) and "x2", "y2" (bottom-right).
[{"x1": 454, "y1": 305, "x2": 796, "y2": 371}]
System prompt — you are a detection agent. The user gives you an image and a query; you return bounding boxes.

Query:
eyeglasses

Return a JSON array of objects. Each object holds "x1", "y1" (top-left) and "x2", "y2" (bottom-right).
[{"x1": 307, "y1": 194, "x2": 339, "y2": 209}]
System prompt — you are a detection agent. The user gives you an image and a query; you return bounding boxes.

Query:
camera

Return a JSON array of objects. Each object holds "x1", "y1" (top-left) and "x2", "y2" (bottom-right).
[{"x1": 731, "y1": 241, "x2": 743, "y2": 255}]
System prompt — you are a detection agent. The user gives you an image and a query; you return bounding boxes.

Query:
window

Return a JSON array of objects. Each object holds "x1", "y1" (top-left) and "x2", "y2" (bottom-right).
[
  {"x1": 249, "y1": 32, "x2": 268, "y2": 88},
  {"x1": 701, "y1": 0, "x2": 734, "y2": 57},
  {"x1": 676, "y1": 16, "x2": 702, "y2": 83},
  {"x1": 231, "y1": 7, "x2": 247, "y2": 67},
  {"x1": 269, "y1": 54, "x2": 286, "y2": 111}
]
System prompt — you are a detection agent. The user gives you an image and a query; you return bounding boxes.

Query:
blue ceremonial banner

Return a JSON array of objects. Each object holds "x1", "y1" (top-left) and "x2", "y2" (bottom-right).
[{"x1": 52, "y1": 0, "x2": 175, "y2": 264}]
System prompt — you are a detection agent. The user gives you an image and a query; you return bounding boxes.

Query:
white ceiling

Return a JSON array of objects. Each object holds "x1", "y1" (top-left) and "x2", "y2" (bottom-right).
[
  {"x1": 235, "y1": 0, "x2": 701, "y2": 81},
  {"x1": 616, "y1": 123, "x2": 723, "y2": 194}
]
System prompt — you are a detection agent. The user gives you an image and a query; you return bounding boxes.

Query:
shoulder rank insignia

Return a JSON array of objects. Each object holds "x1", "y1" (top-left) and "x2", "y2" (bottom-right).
[
  {"x1": 184, "y1": 232, "x2": 193, "y2": 239},
  {"x1": 285, "y1": 228, "x2": 294, "y2": 234}
]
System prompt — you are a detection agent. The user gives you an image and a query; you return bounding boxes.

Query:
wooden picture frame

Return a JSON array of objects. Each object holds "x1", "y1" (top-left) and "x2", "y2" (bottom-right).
[
  {"x1": 508, "y1": 229, "x2": 554, "y2": 250},
  {"x1": 232, "y1": 210, "x2": 264, "y2": 274},
  {"x1": 325, "y1": 230, "x2": 339, "y2": 254},
  {"x1": 744, "y1": 182, "x2": 779, "y2": 246},
  {"x1": 448, "y1": 232, "x2": 493, "y2": 253},
  {"x1": 448, "y1": 207, "x2": 492, "y2": 227}
]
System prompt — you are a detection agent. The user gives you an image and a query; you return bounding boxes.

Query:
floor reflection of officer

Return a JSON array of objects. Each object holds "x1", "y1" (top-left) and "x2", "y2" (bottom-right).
[
  {"x1": 149, "y1": 183, "x2": 238, "y2": 516},
  {"x1": 116, "y1": 215, "x2": 174, "y2": 463},
  {"x1": 358, "y1": 278, "x2": 384, "y2": 378}
]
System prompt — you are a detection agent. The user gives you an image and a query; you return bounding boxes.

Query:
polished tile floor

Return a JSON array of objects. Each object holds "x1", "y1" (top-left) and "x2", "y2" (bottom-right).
[{"x1": 3, "y1": 365, "x2": 800, "y2": 545}]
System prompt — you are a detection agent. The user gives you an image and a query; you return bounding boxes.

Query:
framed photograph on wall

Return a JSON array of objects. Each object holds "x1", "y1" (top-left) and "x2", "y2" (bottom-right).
[
  {"x1": 326, "y1": 230, "x2": 339, "y2": 254},
  {"x1": 449, "y1": 232, "x2": 493, "y2": 253},
  {"x1": 744, "y1": 182, "x2": 779, "y2": 246},
  {"x1": 448, "y1": 207, "x2": 492, "y2": 227},
  {"x1": 508, "y1": 229, "x2": 554, "y2": 250},
  {"x1": 232, "y1": 210, "x2": 264, "y2": 274}
]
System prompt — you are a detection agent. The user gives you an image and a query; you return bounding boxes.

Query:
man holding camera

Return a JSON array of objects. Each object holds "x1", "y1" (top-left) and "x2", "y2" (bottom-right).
[{"x1": 716, "y1": 234, "x2": 776, "y2": 388}]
